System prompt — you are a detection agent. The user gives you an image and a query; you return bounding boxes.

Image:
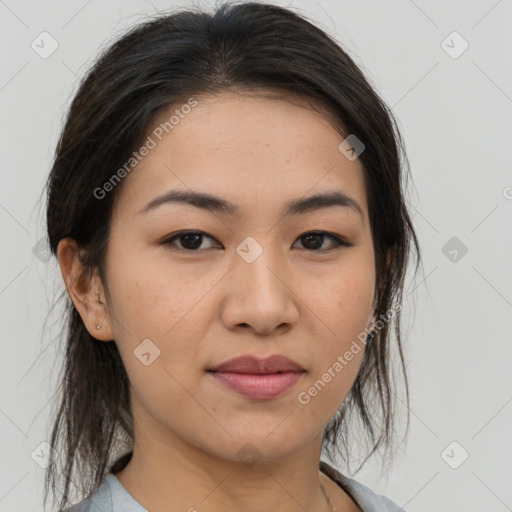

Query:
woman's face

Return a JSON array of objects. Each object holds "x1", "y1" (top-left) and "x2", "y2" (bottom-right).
[{"x1": 99, "y1": 90, "x2": 376, "y2": 462}]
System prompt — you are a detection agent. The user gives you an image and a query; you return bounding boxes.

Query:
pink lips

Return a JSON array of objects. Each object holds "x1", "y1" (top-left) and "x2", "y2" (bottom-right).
[{"x1": 207, "y1": 354, "x2": 306, "y2": 400}]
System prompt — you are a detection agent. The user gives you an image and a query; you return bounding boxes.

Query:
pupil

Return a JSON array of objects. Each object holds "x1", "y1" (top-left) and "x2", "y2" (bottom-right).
[
  {"x1": 304, "y1": 234, "x2": 322, "y2": 249},
  {"x1": 182, "y1": 234, "x2": 202, "y2": 249}
]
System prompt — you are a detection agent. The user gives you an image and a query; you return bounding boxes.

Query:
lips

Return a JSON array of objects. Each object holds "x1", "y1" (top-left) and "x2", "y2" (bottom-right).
[
  {"x1": 207, "y1": 354, "x2": 306, "y2": 400},
  {"x1": 208, "y1": 354, "x2": 305, "y2": 374}
]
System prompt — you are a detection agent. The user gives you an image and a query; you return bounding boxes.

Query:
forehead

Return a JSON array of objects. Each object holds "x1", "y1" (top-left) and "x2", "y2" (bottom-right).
[{"x1": 114, "y1": 90, "x2": 368, "y2": 221}]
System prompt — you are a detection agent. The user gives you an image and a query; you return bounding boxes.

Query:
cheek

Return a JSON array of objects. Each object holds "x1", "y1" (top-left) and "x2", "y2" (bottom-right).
[
  {"x1": 106, "y1": 247, "x2": 206, "y2": 338},
  {"x1": 302, "y1": 262, "x2": 375, "y2": 340},
  {"x1": 105, "y1": 252, "x2": 213, "y2": 387},
  {"x1": 290, "y1": 265, "x2": 373, "y2": 417}
]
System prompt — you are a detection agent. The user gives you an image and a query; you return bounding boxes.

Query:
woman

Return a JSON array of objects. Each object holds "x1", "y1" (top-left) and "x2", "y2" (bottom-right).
[{"x1": 44, "y1": 2, "x2": 421, "y2": 511}]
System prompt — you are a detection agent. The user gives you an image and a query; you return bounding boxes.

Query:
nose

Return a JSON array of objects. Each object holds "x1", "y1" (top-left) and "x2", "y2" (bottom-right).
[{"x1": 219, "y1": 240, "x2": 299, "y2": 336}]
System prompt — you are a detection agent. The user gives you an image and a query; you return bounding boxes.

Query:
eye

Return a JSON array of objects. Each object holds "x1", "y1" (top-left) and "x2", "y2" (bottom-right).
[
  {"x1": 293, "y1": 231, "x2": 352, "y2": 252},
  {"x1": 161, "y1": 231, "x2": 220, "y2": 251},
  {"x1": 160, "y1": 230, "x2": 352, "y2": 253}
]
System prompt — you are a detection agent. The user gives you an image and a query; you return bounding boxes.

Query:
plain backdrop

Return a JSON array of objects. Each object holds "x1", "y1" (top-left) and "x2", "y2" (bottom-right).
[{"x1": 0, "y1": 0, "x2": 511, "y2": 511}]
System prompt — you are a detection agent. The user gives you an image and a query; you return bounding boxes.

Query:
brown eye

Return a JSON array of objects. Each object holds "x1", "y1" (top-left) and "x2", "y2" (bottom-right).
[
  {"x1": 161, "y1": 230, "x2": 352, "y2": 253},
  {"x1": 162, "y1": 231, "x2": 220, "y2": 251},
  {"x1": 294, "y1": 231, "x2": 351, "y2": 252}
]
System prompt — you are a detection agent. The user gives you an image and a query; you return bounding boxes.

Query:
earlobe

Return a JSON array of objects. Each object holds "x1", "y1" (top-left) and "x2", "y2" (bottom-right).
[
  {"x1": 385, "y1": 248, "x2": 392, "y2": 268},
  {"x1": 57, "y1": 238, "x2": 114, "y2": 342}
]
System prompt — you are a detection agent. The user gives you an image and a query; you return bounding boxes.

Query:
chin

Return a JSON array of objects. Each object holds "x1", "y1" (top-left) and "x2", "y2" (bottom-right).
[{"x1": 208, "y1": 429, "x2": 309, "y2": 464}]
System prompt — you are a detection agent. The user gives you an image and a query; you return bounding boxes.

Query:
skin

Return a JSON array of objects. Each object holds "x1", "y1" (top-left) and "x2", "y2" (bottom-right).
[{"x1": 58, "y1": 89, "x2": 378, "y2": 512}]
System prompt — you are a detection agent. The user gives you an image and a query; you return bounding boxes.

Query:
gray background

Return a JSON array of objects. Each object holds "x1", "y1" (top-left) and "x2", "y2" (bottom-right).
[{"x1": 1, "y1": 0, "x2": 511, "y2": 510}]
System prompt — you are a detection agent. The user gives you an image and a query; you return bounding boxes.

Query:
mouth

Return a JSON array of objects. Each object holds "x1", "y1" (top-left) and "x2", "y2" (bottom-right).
[{"x1": 207, "y1": 354, "x2": 306, "y2": 400}]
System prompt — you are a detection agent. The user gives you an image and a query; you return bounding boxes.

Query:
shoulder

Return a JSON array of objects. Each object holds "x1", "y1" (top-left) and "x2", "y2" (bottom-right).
[
  {"x1": 63, "y1": 476, "x2": 114, "y2": 512},
  {"x1": 320, "y1": 460, "x2": 406, "y2": 512}
]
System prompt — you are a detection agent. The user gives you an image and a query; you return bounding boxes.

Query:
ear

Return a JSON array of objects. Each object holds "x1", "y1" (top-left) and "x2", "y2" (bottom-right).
[
  {"x1": 57, "y1": 238, "x2": 114, "y2": 342},
  {"x1": 368, "y1": 248, "x2": 394, "y2": 329},
  {"x1": 368, "y1": 300, "x2": 377, "y2": 330},
  {"x1": 385, "y1": 247, "x2": 392, "y2": 268}
]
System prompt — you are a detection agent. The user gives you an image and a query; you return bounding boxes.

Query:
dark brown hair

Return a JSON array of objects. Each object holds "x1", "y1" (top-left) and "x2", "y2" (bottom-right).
[{"x1": 43, "y1": 2, "x2": 421, "y2": 510}]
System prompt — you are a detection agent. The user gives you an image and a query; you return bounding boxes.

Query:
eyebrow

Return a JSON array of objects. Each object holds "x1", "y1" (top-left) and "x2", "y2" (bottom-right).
[{"x1": 138, "y1": 189, "x2": 365, "y2": 223}]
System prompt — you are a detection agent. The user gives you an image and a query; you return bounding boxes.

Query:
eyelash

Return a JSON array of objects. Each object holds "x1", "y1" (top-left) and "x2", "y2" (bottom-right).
[{"x1": 160, "y1": 230, "x2": 353, "y2": 253}]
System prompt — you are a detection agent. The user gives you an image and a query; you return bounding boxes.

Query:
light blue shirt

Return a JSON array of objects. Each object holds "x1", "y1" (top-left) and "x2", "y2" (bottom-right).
[{"x1": 65, "y1": 461, "x2": 406, "y2": 512}]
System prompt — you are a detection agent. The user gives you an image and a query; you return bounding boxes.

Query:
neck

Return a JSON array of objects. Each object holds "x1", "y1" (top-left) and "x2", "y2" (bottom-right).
[{"x1": 115, "y1": 435, "x2": 335, "y2": 512}]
